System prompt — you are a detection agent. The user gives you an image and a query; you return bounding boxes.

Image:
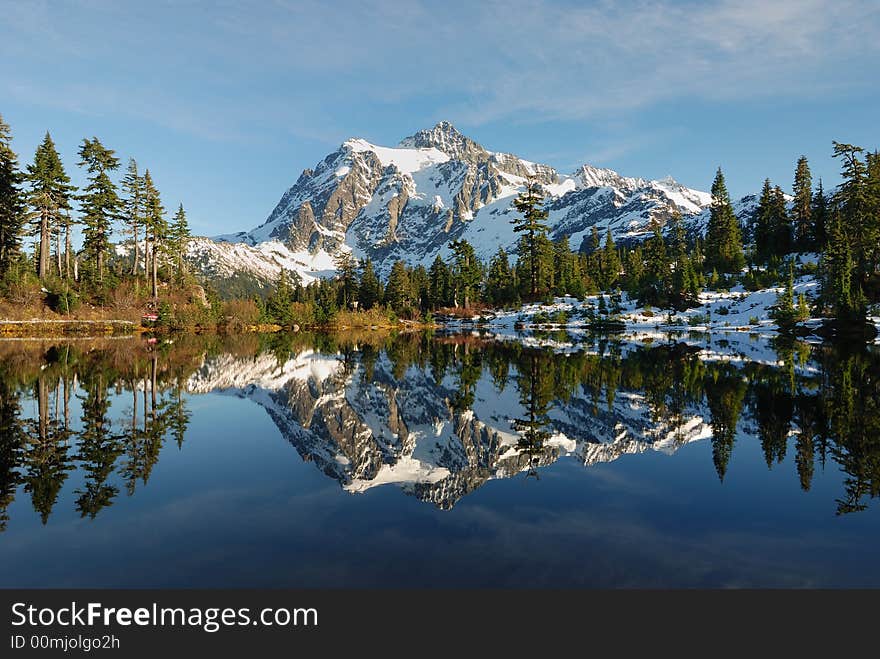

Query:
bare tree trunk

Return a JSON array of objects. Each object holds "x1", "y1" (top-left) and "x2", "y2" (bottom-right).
[
  {"x1": 151, "y1": 234, "x2": 158, "y2": 298},
  {"x1": 132, "y1": 223, "x2": 139, "y2": 276},
  {"x1": 39, "y1": 209, "x2": 50, "y2": 279},
  {"x1": 65, "y1": 222, "x2": 71, "y2": 279},
  {"x1": 97, "y1": 248, "x2": 104, "y2": 283},
  {"x1": 55, "y1": 229, "x2": 62, "y2": 277}
]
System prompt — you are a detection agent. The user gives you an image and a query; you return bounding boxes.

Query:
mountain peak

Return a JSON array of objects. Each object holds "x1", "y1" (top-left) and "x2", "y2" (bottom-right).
[{"x1": 398, "y1": 121, "x2": 486, "y2": 159}]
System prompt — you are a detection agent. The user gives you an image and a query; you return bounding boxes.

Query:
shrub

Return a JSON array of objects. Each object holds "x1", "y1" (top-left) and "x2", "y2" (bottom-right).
[
  {"x1": 551, "y1": 310, "x2": 569, "y2": 325},
  {"x1": 221, "y1": 299, "x2": 261, "y2": 326}
]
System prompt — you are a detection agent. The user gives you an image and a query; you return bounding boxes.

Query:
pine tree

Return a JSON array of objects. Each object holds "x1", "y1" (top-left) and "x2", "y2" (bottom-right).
[
  {"x1": 357, "y1": 258, "x2": 382, "y2": 310},
  {"x1": 640, "y1": 226, "x2": 670, "y2": 307},
  {"x1": 266, "y1": 269, "x2": 294, "y2": 325},
  {"x1": 142, "y1": 170, "x2": 167, "y2": 297},
  {"x1": 753, "y1": 179, "x2": 775, "y2": 263},
  {"x1": 820, "y1": 211, "x2": 859, "y2": 323},
  {"x1": 427, "y1": 255, "x2": 452, "y2": 309},
  {"x1": 77, "y1": 137, "x2": 121, "y2": 281},
  {"x1": 704, "y1": 167, "x2": 745, "y2": 274},
  {"x1": 599, "y1": 229, "x2": 621, "y2": 290},
  {"x1": 832, "y1": 142, "x2": 873, "y2": 287},
  {"x1": 510, "y1": 177, "x2": 551, "y2": 299},
  {"x1": 792, "y1": 156, "x2": 813, "y2": 250},
  {"x1": 812, "y1": 180, "x2": 828, "y2": 249},
  {"x1": 25, "y1": 133, "x2": 73, "y2": 279},
  {"x1": 771, "y1": 185, "x2": 791, "y2": 256},
  {"x1": 669, "y1": 213, "x2": 699, "y2": 309},
  {"x1": 622, "y1": 246, "x2": 644, "y2": 297},
  {"x1": 333, "y1": 251, "x2": 358, "y2": 310},
  {"x1": 485, "y1": 247, "x2": 517, "y2": 307},
  {"x1": 449, "y1": 239, "x2": 483, "y2": 308},
  {"x1": 0, "y1": 114, "x2": 25, "y2": 277},
  {"x1": 384, "y1": 260, "x2": 413, "y2": 313},
  {"x1": 121, "y1": 159, "x2": 144, "y2": 276},
  {"x1": 169, "y1": 204, "x2": 190, "y2": 279}
]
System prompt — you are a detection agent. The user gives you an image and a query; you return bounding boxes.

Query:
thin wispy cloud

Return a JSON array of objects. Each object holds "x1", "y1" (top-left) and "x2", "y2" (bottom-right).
[{"x1": 3, "y1": 0, "x2": 877, "y2": 141}]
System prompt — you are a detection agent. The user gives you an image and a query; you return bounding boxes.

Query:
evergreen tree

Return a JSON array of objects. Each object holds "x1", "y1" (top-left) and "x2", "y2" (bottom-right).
[
  {"x1": 410, "y1": 264, "x2": 429, "y2": 311},
  {"x1": 169, "y1": 204, "x2": 190, "y2": 279},
  {"x1": 771, "y1": 184, "x2": 791, "y2": 256},
  {"x1": 485, "y1": 247, "x2": 518, "y2": 307},
  {"x1": 820, "y1": 210, "x2": 861, "y2": 324},
  {"x1": 669, "y1": 213, "x2": 699, "y2": 309},
  {"x1": 639, "y1": 226, "x2": 670, "y2": 307},
  {"x1": 121, "y1": 159, "x2": 144, "y2": 276},
  {"x1": 812, "y1": 180, "x2": 828, "y2": 249},
  {"x1": 598, "y1": 229, "x2": 621, "y2": 290},
  {"x1": 0, "y1": 114, "x2": 25, "y2": 277},
  {"x1": 753, "y1": 179, "x2": 775, "y2": 263},
  {"x1": 622, "y1": 245, "x2": 644, "y2": 297},
  {"x1": 384, "y1": 260, "x2": 413, "y2": 313},
  {"x1": 357, "y1": 258, "x2": 382, "y2": 310},
  {"x1": 142, "y1": 170, "x2": 167, "y2": 297},
  {"x1": 266, "y1": 269, "x2": 294, "y2": 325},
  {"x1": 792, "y1": 155, "x2": 813, "y2": 250},
  {"x1": 510, "y1": 177, "x2": 551, "y2": 299},
  {"x1": 77, "y1": 137, "x2": 121, "y2": 281},
  {"x1": 704, "y1": 167, "x2": 745, "y2": 274},
  {"x1": 832, "y1": 142, "x2": 874, "y2": 287},
  {"x1": 25, "y1": 133, "x2": 73, "y2": 279},
  {"x1": 449, "y1": 239, "x2": 483, "y2": 308},
  {"x1": 333, "y1": 251, "x2": 358, "y2": 309},
  {"x1": 552, "y1": 236, "x2": 574, "y2": 295},
  {"x1": 427, "y1": 255, "x2": 453, "y2": 309}
]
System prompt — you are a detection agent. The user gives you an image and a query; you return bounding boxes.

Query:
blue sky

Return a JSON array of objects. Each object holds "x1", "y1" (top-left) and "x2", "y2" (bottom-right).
[{"x1": 1, "y1": 0, "x2": 878, "y2": 238}]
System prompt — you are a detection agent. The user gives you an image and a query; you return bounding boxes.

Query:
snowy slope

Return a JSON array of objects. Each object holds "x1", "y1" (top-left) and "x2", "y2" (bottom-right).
[{"x1": 193, "y1": 121, "x2": 737, "y2": 284}]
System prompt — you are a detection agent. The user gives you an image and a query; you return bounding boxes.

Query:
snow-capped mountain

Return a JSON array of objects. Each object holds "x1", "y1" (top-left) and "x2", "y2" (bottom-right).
[
  {"x1": 196, "y1": 121, "x2": 728, "y2": 286},
  {"x1": 186, "y1": 343, "x2": 713, "y2": 509}
]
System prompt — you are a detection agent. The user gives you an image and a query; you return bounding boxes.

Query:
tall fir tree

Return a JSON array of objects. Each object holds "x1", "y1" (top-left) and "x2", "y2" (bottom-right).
[
  {"x1": 704, "y1": 167, "x2": 745, "y2": 274},
  {"x1": 142, "y1": 170, "x2": 167, "y2": 297},
  {"x1": 384, "y1": 260, "x2": 413, "y2": 313},
  {"x1": 121, "y1": 159, "x2": 144, "y2": 276},
  {"x1": 0, "y1": 114, "x2": 25, "y2": 277},
  {"x1": 771, "y1": 184, "x2": 792, "y2": 256},
  {"x1": 832, "y1": 142, "x2": 873, "y2": 287},
  {"x1": 357, "y1": 258, "x2": 382, "y2": 310},
  {"x1": 599, "y1": 229, "x2": 621, "y2": 290},
  {"x1": 169, "y1": 203, "x2": 190, "y2": 279},
  {"x1": 25, "y1": 133, "x2": 73, "y2": 279},
  {"x1": 77, "y1": 137, "x2": 121, "y2": 281},
  {"x1": 427, "y1": 255, "x2": 453, "y2": 309},
  {"x1": 510, "y1": 177, "x2": 551, "y2": 299},
  {"x1": 449, "y1": 239, "x2": 483, "y2": 308},
  {"x1": 485, "y1": 247, "x2": 518, "y2": 307},
  {"x1": 753, "y1": 179, "x2": 775, "y2": 263},
  {"x1": 812, "y1": 179, "x2": 828, "y2": 249},
  {"x1": 792, "y1": 155, "x2": 813, "y2": 250},
  {"x1": 333, "y1": 251, "x2": 358, "y2": 309}
]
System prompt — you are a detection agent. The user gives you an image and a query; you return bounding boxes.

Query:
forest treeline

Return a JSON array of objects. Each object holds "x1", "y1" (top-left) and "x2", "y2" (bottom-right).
[{"x1": 2, "y1": 112, "x2": 878, "y2": 333}]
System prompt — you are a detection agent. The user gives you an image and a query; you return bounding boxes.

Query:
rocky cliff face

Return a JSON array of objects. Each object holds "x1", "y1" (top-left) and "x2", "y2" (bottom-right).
[{"x1": 204, "y1": 121, "x2": 725, "y2": 283}]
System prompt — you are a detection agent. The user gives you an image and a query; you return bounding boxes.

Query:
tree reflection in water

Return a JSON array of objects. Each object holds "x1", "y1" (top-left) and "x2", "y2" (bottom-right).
[{"x1": 0, "y1": 331, "x2": 879, "y2": 528}]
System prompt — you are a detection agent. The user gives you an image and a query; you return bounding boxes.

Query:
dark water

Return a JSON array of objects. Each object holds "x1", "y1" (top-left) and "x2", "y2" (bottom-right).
[{"x1": 0, "y1": 330, "x2": 879, "y2": 588}]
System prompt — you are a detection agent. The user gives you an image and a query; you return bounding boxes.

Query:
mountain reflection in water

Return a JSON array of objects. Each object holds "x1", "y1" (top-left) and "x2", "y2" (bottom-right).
[{"x1": 1, "y1": 330, "x2": 878, "y2": 533}]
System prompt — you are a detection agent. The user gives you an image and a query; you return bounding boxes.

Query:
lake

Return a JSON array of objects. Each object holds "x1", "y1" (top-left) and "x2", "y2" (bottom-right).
[{"x1": 0, "y1": 329, "x2": 878, "y2": 588}]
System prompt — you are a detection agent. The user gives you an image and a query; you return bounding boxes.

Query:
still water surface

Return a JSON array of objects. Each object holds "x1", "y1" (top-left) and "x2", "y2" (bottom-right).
[{"x1": 0, "y1": 330, "x2": 878, "y2": 587}]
